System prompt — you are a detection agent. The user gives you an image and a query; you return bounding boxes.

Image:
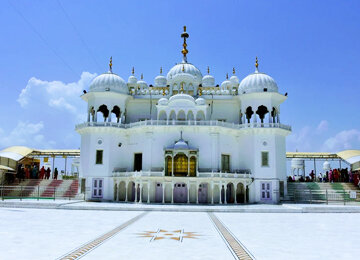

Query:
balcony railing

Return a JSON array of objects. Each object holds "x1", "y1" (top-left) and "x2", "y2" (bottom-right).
[
  {"x1": 76, "y1": 120, "x2": 291, "y2": 131},
  {"x1": 112, "y1": 170, "x2": 252, "y2": 179}
]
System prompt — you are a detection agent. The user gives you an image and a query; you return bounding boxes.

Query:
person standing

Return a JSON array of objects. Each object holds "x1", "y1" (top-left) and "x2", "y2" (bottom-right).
[
  {"x1": 46, "y1": 167, "x2": 51, "y2": 180},
  {"x1": 40, "y1": 166, "x2": 45, "y2": 179},
  {"x1": 54, "y1": 168, "x2": 58, "y2": 180}
]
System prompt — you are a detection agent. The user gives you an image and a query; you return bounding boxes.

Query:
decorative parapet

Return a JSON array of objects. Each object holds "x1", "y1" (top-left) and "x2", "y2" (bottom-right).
[{"x1": 76, "y1": 120, "x2": 291, "y2": 131}]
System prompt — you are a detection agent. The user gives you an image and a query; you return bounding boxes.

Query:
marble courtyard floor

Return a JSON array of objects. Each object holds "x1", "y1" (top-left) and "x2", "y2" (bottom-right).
[{"x1": 1, "y1": 207, "x2": 360, "y2": 260}]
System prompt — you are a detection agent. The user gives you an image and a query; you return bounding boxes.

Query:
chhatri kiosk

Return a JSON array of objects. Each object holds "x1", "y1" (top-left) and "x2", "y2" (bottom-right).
[{"x1": 76, "y1": 26, "x2": 291, "y2": 204}]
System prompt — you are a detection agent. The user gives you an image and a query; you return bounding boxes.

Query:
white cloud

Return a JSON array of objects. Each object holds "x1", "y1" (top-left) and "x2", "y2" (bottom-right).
[
  {"x1": 322, "y1": 129, "x2": 360, "y2": 152},
  {"x1": 0, "y1": 121, "x2": 56, "y2": 149},
  {"x1": 287, "y1": 126, "x2": 312, "y2": 152},
  {"x1": 17, "y1": 72, "x2": 96, "y2": 119},
  {"x1": 316, "y1": 120, "x2": 329, "y2": 134}
]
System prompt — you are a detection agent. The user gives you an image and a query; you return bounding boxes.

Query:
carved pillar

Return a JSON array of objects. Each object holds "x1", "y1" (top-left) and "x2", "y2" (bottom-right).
[
  {"x1": 171, "y1": 182, "x2": 174, "y2": 204},
  {"x1": 147, "y1": 182, "x2": 150, "y2": 203},
  {"x1": 125, "y1": 182, "x2": 128, "y2": 202},
  {"x1": 224, "y1": 184, "x2": 227, "y2": 204}
]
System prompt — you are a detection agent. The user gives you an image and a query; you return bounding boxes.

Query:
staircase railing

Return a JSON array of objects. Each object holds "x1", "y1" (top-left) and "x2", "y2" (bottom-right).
[{"x1": 0, "y1": 185, "x2": 82, "y2": 201}]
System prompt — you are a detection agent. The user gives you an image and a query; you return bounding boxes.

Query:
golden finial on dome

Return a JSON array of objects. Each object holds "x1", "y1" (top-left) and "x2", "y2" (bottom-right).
[
  {"x1": 233, "y1": 67, "x2": 235, "y2": 75},
  {"x1": 141, "y1": 73, "x2": 143, "y2": 80},
  {"x1": 255, "y1": 57, "x2": 259, "y2": 69},
  {"x1": 226, "y1": 73, "x2": 229, "y2": 80},
  {"x1": 132, "y1": 67, "x2": 134, "y2": 75},
  {"x1": 180, "y1": 82, "x2": 184, "y2": 93},
  {"x1": 160, "y1": 67, "x2": 162, "y2": 74},
  {"x1": 207, "y1": 66, "x2": 210, "y2": 74},
  {"x1": 182, "y1": 64, "x2": 185, "y2": 72},
  {"x1": 162, "y1": 88, "x2": 165, "y2": 96},
  {"x1": 199, "y1": 88, "x2": 202, "y2": 96},
  {"x1": 109, "y1": 56, "x2": 113, "y2": 72},
  {"x1": 181, "y1": 26, "x2": 189, "y2": 62}
]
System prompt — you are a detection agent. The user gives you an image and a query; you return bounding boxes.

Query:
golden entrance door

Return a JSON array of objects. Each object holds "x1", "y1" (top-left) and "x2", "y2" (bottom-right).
[{"x1": 174, "y1": 154, "x2": 188, "y2": 176}]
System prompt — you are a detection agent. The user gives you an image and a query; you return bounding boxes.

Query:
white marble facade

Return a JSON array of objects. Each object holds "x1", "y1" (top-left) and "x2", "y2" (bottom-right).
[{"x1": 76, "y1": 27, "x2": 291, "y2": 204}]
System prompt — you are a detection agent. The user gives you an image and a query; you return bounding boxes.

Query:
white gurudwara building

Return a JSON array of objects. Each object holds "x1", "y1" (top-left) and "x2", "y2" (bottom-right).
[{"x1": 76, "y1": 26, "x2": 291, "y2": 204}]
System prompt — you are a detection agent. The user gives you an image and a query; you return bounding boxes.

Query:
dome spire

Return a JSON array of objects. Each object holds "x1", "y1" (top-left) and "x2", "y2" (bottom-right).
[
  {"x1": 132, "y1": 67, "x2": 135, "y2": 75},
  {"x1": 109, "y1": 56, "x2": 113, "y2": 73},
  {"x1": 160, "y1": 67, "x2": 163, "y2": 75},
  {"x1": 233, "y1": 67, "x2": 236, "y2": 75},
  {"x1": 226, "y1": 73, "x2": 229, "y2": 80},
  {"x1": 181, "y1": 26, "x2": 189, "y2": 63},
  {"x1": 255, "y1": 57, "x2": 259, "y2": 73},
  {"x1": 207, "y1": 66, "x2": 210, "y2": 74},
  {"x1": 141, "y1": 73, "x2": 143, "y2": 80}
]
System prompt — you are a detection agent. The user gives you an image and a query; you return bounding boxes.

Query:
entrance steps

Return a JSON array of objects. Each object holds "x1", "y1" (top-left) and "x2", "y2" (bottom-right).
[
  {"x1": 1, "y1": 179, "x2": 79, "y2": 199},
  {"x1": 285, "y1": 182, "x2": 360, "y2": 202}
]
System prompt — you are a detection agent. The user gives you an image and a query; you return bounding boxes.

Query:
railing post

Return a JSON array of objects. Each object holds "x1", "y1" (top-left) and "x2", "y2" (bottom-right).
[
  {"x1": 20, "y1": 185, "x2": 23, "y2": 201},
  {"x1": 326, "y1": 189, "x2": 328, "y2": 205},
  {"x1": 1, "y1": 184, "x2": 3, "y2": 201},
  {"x1": 37, "y1": 185, "x2": 40, "y2": 201}
]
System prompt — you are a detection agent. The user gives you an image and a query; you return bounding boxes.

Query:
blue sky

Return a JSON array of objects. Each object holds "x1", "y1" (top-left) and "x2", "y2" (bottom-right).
[{"x1": 0, "y1": 0, "x2": 359, "y2": 159}]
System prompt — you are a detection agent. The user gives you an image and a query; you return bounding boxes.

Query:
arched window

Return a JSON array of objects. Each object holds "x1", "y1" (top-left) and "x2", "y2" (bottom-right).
[
  {"x1": 196, "y1": 110, "x2": 205, "y2": 121},
  {"x1": 187, "y1": 110, "x2": 194, "y2": 121},
  {"x1": 177, "y1": 110, "x2": 186, "y2": 121},
  {"x1": 97, "y1": 105, "x2": 109, "y2": 122},
  {"x1": 158, "y1": 110, "x2": 167, "y2": 121},
  {"x1": 245, "y1": 107, "x2": 253, "y2": 123},
  {"x1": 169, "y1": 110, "x2": 176, "y2": 120},
  {"x1": 111, "y1": 106, "x2": 121, "y2": 123},
  {"x1": 256, "y1": 105, "x2": 269, "y2": 123},
  {"x1": 89, "y1": 106, "x2": 95, "y2": 122}
]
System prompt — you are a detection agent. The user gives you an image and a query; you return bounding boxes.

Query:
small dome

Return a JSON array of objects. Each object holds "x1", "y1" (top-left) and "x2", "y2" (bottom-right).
[
  {"x1": 169, "y1": 94, "x2": 195, "y2": 103},
  {"x1": 323, "y1": 161, "x2": 331, "y2": 171},
  {"x1": 167, "y1": 62, "x2": 202, "y2": 84},
  {"x1": 202, "y1": 74, "x2": 215, "y2": 87},
  {"x1": 158, "y1": 97, "x2": 168, "y2": 105},
  {"x1": 174, "y1": 139, "x2": 189, "y2": 150},
  {"x1": 239, "y1": 69, "x2": 278, "y2": 94},
  {"x1": 155, "y1": 75, "x2": 167, "y2": 87},
  {"x1": 137, "y1": 80, "x2": 148, "y2": 89},
  {"x1": 230, "y1": 75, "x2": 239, "y2": 85},
  {"x1": 128, "y1": 75, "x2": 137, "y2": 84},
  {"x1": 90, "y1": 72, "x2": 128, "y2": 94},
  {"x1": 221, "y1": 79, "x2": 231, "y2": 90},
  {"x1": 195, "y1": 97, "x2": 205, "y2": 105}
]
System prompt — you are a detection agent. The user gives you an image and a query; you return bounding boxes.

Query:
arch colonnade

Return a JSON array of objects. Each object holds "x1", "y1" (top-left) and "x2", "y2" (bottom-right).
[{"x1": 113, "y1": 179, "x2": 249, "y2": 204}]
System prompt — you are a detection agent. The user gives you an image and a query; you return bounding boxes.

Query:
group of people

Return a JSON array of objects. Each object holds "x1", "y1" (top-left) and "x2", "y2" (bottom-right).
[
  {"x1": 15, "y1": 164, "x2": 59, "y2": 182},
  {"x1": 288, "y1": 167, "x2": 360, "y2": 186}
]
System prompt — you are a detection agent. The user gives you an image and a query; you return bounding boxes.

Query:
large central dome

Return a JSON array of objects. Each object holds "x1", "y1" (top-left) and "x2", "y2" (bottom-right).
[{"x1": 166, "y1": 62, "x2": 203, "y2": 85}]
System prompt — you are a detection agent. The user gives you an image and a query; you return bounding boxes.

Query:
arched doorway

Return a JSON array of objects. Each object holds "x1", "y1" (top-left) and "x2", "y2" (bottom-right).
[
  {"x1": 213, "y1": 185, "x2": 220, "y2": 204},
  {"x1": 173, "y1": 182, "x2": 187, "y2": 203},
  {"x1": 155, "y1": 183, "x2": 163, "y2": 203},
  {"x1": 236, "y1": 183, "x2": 245, "y2": 204},
  {"x1": 127, "y1": 181, "x2": 135, "y2": 202},
  {"x1": 227, "y1": 183, "x2": 235, "y2": 203},
  {"x1": 174, "y1": 154, "x2": 188, "y2": 177},
  {"x1": 118, "y1": 181, "x2": 126, "y2": 201},
  {"x1": 198, "y1": 183, "x2": 208, "y2": 204}
]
